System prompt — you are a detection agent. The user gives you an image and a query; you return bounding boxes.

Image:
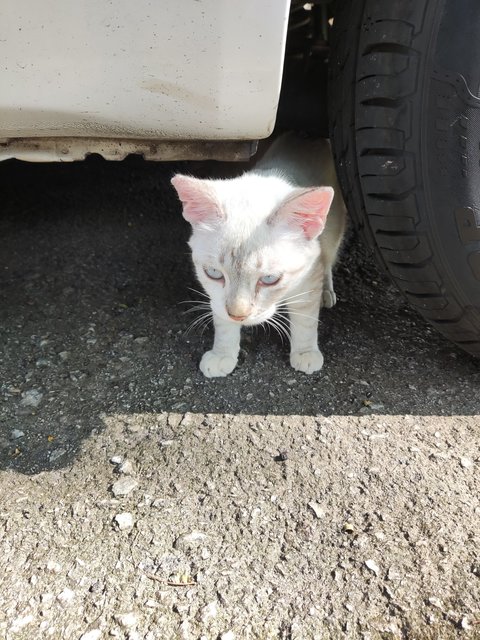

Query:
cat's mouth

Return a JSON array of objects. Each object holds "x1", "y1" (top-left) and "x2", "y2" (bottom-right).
[{"x1": 231, "y1": 306, "x2": 276, "y2": 326}]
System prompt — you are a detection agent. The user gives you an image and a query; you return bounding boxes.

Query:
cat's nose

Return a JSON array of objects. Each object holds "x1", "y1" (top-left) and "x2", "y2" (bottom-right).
[
  {"x1": 228, "y1": 313, "x2": 248, "y2": 322},
  {"x1": 226, "y1": 302, "x2": 251, "y2": 322}
]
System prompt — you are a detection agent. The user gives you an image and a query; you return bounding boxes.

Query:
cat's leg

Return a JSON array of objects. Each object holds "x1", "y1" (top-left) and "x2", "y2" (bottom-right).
[
  {"x1": 322, "y1": 266, "x2": 336, "y2": 308},
  {"x1": 320, "y1": 204, "x2": 346, "y2": 309},
  {"x1": 200, "y1": 314, "x2": 241, "y2": 377},
  {"x1": 320, "y1": 237, "x2": 341, "y2": 308},
  {"x1": 288, "y1": 293, "x2": 324, "y2": 374}
]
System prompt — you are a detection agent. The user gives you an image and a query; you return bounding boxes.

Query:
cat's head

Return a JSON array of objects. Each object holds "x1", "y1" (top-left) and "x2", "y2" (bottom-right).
[{"x1": 171, "y1": 173, "x2": 334, "y2": 326}]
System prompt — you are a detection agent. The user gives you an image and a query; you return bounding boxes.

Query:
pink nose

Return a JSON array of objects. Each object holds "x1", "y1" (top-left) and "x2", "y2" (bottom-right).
[{"x1": 228, "y1": 313, "x2": 248, "y2": 322}]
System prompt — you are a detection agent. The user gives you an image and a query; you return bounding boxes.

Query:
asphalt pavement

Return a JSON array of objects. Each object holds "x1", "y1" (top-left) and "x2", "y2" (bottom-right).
[{"x1": 0, "y1": 156, "x2": 478, "y2": 639}]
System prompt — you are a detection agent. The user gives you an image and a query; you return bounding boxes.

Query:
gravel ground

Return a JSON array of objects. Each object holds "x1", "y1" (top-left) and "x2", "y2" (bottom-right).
[{"x1": 0, "y1": 156, "x2": 479, "y2": 640}]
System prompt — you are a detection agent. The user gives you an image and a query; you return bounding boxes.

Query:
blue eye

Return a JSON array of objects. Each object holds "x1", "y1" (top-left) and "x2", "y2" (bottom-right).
[
  {"x1": 204, "y1": 267, "x2": 224, "y2": 280},
  {"x1": 259, "y1": 274, "x2": 281, "y2": 286}
]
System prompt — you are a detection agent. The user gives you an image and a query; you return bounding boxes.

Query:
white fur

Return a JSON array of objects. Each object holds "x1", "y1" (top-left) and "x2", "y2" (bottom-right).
[{"x1": 172, "y1": 133, "x2": 347, "y2": 377}]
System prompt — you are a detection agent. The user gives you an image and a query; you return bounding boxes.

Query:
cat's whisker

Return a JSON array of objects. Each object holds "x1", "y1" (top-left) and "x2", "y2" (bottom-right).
[
  {"x1": 187, "y1": 287, "x2": 209, "y2": 299},
  {"x1": 265, "y1": 315, "x2": 290, "y2": 345},
  {"x1": 277, "y1": 300, "x2": 309, "y2": 311},
  {"x1": 184, "y1": 312, "x2": 213, "y2": 336},
  {"x1": 177, "y1": 299, "x2": 210, "y2": 307},
  {"x1": 278, "y1": 289, "x2": 316, "y2": 304},
  {"x1": 284, "y1": 310, "x2": 318, "y2": 322},
  {"x1": 264, "y1": 318, "x2": 284, "y2": 344},
  {"x1": 274, "y1": 315, "x2": 292, "y2": 337},
  {"x1": 181, "y1": 306, "x2": 212, "y2": 315},
  {"x1": 274, "y1": 320, "x2": 290, "y2": 344}
]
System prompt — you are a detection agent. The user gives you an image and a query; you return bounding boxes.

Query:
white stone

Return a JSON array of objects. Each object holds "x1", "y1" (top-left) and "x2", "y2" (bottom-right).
[
  {"x1": 460, "y1": 457, "x2": 474, "y2": 469},
  {"x1": 220, "y1": 632, "x2": 235, "y2": 640},
  {"x1": 57, "y1": 588, "x2": 75, "y2": 606},
  {"x1": 387, "y1": 567, "x2": 401, "y2": 581},
  {"x1": 49, "y1": 448, "x2": 67, "y2": 462},
  {"x1": 114, "y1": 612, "x2": 137, "y2": 628},
  {"x1": 46, "y1": 560, "x2": 62, "y2": 573},
  {"x1": 111, "y1": 477, "x2": 138, "y2": 497},
  {"x1": 80, "y1": 631, "x2": 102, "y2": 640},
  {"x1": 201, "y1": 601, "x2": 218, "y2": 622},
  {"x1": 365, "y1": 559, "x2": 380, "y2": 576},
  {"x1": 118, "y1": 460, "x2": 135, "y2": 475},
  {"x1": 428, "y1": 597, "x2": 443, "y2": 609},
  {"x1": 461, "y1": 616, "x2": 472, "y2": 630},
  {"x1": 174, "y1": 531, "x2": 207, "y2": 549},
  {"x1": 110, "y1": 455, "x2": 123, "y2": 465},
  {"x1": 115, "y1": 512, "x2": 134, "y2": 531},
  {"x1": 11, "y1": 430, "x2": 25, "y2": 439},
  {"x1": 308, "y1": 502, "x2": 325, "y2": 519},
  {"x1": 10, "y1": 615, "x2": 34, "y2": 633},
  {"x1": 145, "y1": 600, "x2": 158, "y2": 608},
  {"x1": 20, "y1": 389, "x2": 43, "y2": 407}
]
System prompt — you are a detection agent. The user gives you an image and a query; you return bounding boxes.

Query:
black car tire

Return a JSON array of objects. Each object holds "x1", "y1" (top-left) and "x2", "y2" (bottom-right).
[{"x1": 329, "y1": 0, "x2": 480, "y2": 356}]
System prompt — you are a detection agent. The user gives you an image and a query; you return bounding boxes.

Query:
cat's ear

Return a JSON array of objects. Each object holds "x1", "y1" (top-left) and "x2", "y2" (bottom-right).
[
  {"x1": 270, "y1": 187, "x2": 334, "y2": 240},
  {"x1": 171, "y1": 174, "x2": 222, "y2": 226}
]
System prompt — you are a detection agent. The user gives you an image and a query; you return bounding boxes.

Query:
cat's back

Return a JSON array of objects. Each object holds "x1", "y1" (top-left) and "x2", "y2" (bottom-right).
[{"x1": 255, "y1": 133, "x2": 337, "y2": 190}]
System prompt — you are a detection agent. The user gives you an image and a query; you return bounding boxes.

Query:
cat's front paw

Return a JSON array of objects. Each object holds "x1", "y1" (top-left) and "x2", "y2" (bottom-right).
[
  {"x1": 322, "y1": 289, "x2": 337, "y2": 308},
  {"x1": 290, "y1": 349, "x2": 324, "y2": 374},
  {"x1": 200, "y1": 350, "x2": 238, "y2": 378}
]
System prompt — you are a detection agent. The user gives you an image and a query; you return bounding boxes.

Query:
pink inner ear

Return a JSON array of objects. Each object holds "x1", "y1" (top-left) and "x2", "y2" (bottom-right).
[
  {"x1": 280, "y1": 187, "x2": 334, "y2": 240},
  {"x1": 171, "y1": 175, "x2": 221, "y2": 225}
]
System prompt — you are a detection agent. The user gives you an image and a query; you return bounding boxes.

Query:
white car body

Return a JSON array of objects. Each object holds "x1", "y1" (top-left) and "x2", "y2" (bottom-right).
[{"x1": 0, "y1": 0, "x2": 291, "y2": 161}]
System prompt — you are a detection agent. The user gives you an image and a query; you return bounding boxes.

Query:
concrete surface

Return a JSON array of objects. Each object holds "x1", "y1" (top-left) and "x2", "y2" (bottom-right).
[{"x1": 0, "y1": 157, "x2": 479, "y2": 640}]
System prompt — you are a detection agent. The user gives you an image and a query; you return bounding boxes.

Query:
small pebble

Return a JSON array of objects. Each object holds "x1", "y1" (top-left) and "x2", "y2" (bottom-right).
[
  {"x1": 41, "y1": 593, "x2": 54, "y2": 604},
  {"x1": 46, "y1": 560, "x2": 62, "y2": 573},
  {"x1": 220, "y1": 632, "x2": 235, "y2": 640},
  {"x1": 11, "y1": 429, "x2": 25, "y2": 439},
  {"x1": 10, "y1": 615, "x2": 34, "y2": 632},
  {"x1": 365, "y1": 559, "x2": 380, "y2": 575},
  {"x1": 200, "y1": 601, "x2": 218, "y2": 622},
  {"x1": 118, "y1": 460, "x2": 135, "y2": 475},
  {"x1": 80, "y1": 631, "x2": 102, "y2": 640},
  {"x1": 387, "y1": 567, "x2": 401, "y2": 581},
  {"x1": 115, "y1": 512, "x2": 134, "y2": 530},
  {"x1": 111, "y1": 477, "x2": 138, "y2": 497},
  {"x1": 460, "y1": 616, "x2": 472, "y2": 630},
  {"x1": 145, "y1": 599, "x2": 158, "y2": 608},
  {"x1": 428, "y1": 596, "x2": 443, "y2": 609},
  {"x1": 49, "y1": 448, "x2": 67, "y2": 462},
  {"x1": 57, "y1": 588, "x2": 75, "y2": 606},
  {"x1": 20, "y1": 389, "x2": 43, "y2": 408},
  {"x1": 174, "y1": 531, "x2": 207, "y2": 549},
  {"x1": 307, "y1": 502, "x2": 325, "y2": 519},
  {"x1": 114, "y1": 612, "x2": 137, "y2": 628},
  {"x1": 111, "y1": 455, "x2": 123, "y2": 465},
  {"x1": 460, "y1": 457, "x2": 473, "y2": 469}
]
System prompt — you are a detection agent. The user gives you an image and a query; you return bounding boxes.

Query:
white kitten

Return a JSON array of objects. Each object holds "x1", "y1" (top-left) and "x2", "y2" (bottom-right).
[{"x1": 171, "y1": 133, "x2": 346, "y2": 377}]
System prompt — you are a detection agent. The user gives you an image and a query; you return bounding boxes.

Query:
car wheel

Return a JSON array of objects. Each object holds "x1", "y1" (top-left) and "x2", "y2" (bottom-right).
[{"x1": 329, "y1": 0, "x2": 480, "y2": 357}]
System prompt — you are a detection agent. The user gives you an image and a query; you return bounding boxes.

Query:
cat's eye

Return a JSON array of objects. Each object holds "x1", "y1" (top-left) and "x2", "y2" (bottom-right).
[
  {"x1": 259, "y1": 274, "x2": 281, "y2": 286},
  {"x1": 204, "y1": 266, "x2": 224, "y2": 280}
]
